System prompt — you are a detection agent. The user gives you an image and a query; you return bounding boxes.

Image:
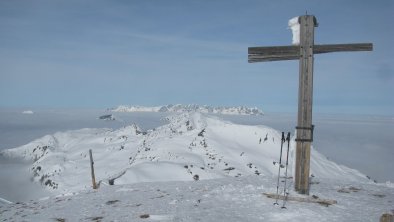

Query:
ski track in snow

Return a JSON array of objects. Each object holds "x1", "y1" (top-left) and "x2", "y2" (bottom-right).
[{"x1": 0, "y1": 112, "x2": 393, "y2": 221}]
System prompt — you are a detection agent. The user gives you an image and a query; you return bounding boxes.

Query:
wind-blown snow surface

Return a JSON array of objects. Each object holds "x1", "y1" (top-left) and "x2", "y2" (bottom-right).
[
  {"x1": 1, "y1": 112, "x2": 393, "y2": 221},
  {"x1": 1, "y1": 177, "x2": 393, "y2": 222}
]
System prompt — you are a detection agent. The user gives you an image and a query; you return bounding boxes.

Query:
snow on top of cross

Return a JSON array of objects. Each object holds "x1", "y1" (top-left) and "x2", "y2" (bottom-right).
[
  {"x1": 0, "y1": 112, "x2": 369, "y2": 195},
  {"x1": 288, "y1": 16, "x2": 300, "y2": 45}
]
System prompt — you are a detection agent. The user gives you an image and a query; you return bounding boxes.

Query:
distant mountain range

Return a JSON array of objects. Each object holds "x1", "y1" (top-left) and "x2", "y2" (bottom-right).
[{"x1": 110, "y1": 104, "x2": 264, "y2": 115}]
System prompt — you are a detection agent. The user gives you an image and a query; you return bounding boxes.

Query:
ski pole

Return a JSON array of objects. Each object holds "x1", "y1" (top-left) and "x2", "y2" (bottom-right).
[
  {"x1": 281, "y1": 132, "x2": 291, "y2": 209},
  {"x1": 274, "y1": 132, "x2": 285, "y2": 205}
]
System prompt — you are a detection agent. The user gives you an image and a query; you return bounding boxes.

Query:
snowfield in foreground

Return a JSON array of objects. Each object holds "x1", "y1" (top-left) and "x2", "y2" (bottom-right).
[
  {"x1": 1, "y1": 176, "x2": 393, "y2": 221},
  {"x1": 0, "y1": 112, "x2": 393, "y2": 221}
]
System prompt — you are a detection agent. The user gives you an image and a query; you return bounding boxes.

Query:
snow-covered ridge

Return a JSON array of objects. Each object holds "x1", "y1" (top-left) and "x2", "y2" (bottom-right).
[
  {"x1": 110, "y1": 104, "x2": 264, "y2": 115},
  {"x1": 0, "y1": 112, "x2": 369, "y2": 195},
  {"x1": 3, "y1": 112, "x2": 392, "y2": 222}
]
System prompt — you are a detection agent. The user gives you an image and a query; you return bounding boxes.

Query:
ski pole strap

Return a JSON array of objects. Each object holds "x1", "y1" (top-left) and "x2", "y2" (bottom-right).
[{"x1": 295, "y1": 125, "x2": 314, "y2": 142}]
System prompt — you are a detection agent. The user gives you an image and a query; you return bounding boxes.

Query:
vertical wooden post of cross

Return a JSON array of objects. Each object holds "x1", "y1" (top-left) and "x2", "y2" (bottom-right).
[
  {"x1": 294, "y1": 15, "x2": 318, "y2": 194},
  {"x1": 89, "y1": 149, "x2": 98, "y2": 189}
]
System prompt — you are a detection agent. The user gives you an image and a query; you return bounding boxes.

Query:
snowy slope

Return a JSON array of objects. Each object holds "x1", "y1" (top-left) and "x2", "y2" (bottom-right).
[
  {"x1": 0, "y1": 112, "x2": 393, "y2": 221},
  {"x1": 1, "y1": 112, "x2": 368, "y2": 194}
]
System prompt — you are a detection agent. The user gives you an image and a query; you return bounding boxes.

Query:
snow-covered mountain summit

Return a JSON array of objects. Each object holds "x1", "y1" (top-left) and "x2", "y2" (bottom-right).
[
  {"x1": 1, "y1": 112, "x2": 367, "y2": 194},
  {"x1": 110, "y1": 104, "x2": 264, "y2": 115},
  {"x1": 2, "y1": 112, "x2": 393, "y2": 221}
]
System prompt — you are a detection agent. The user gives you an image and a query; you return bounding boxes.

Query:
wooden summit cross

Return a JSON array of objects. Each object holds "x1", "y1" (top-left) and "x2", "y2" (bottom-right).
[{"x1": 248, "y1": 15, "x2": 372, "y2": 195}]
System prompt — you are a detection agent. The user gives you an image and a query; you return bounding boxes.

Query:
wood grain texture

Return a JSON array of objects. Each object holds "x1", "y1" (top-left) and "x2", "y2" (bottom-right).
[
  {"x1": 248, "y1": 43, "x2": 372, "y2": 63},
  {"x1": 295, "y1": 15, "x2": 315, "y2": 195},
  {"x1": 314, "y1": 43, "x2": 373, "y2": 54}
]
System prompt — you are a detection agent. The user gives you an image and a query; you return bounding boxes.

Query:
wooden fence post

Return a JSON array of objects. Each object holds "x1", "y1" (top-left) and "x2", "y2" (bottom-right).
[{"x1": 89, "y1": 149, "x2": 97, "y2": 189}]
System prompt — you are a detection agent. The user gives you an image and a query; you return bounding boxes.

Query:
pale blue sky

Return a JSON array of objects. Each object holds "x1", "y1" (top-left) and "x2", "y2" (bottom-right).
[{"x1": 0, "y1": 0, "x2": 393, "y2": 115}]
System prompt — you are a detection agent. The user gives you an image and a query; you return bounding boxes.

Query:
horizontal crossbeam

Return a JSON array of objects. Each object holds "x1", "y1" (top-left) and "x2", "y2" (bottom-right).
[
  {"x1": 248, "y1": 43, "x2": 373, "y2": 63},
  {"x1": 248, "y1": 45, "x2": 298, "y2": 62},
  {"x1": 314, "y1": 43, "x2": 373, "y2": 54}
]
